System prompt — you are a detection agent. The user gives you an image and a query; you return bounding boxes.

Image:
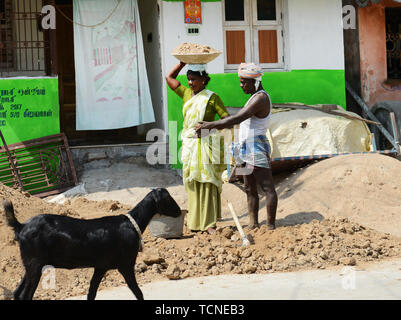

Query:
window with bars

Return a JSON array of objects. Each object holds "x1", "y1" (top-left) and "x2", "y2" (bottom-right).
[
  {"x1": 0, "y1": 0, "x2": 13, "y2": 70},
  {"x1": 223, "y1": 0, "x2": 284, "y2": 71},
  {"x1": 0, "y1": 0, "x2": 51, "y2": 77},
  {"x1": 386, "y1": 7, "x2": 401, "y2": 80}
]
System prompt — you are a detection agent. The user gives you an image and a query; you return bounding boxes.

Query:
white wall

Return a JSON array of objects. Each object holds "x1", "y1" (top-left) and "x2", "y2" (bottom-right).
[
  {"x1": 159, "y1": 1, "x2": 224, "y2": 75},
  {"x1": 286, "y1": 0, "x2": 345, "y2": 70}
]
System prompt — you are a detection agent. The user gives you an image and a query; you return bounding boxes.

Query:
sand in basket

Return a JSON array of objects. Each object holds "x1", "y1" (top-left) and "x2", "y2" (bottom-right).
[{"x1": 172, "y1": 42, "x2": 222, "y2": 64}]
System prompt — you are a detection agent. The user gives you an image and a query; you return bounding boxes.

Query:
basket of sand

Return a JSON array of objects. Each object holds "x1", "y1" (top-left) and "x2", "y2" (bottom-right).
[{"x1": 172, "y1": 42, "x2": 222, "y2": 64}]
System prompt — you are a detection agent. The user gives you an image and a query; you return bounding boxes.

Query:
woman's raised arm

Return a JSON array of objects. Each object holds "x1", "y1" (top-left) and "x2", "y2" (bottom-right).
[{"x1": 165, "y1": 61, "x2": 186, "y2": 91}]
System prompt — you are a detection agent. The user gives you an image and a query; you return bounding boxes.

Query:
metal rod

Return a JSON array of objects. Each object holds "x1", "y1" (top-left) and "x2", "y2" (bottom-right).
[
  {"x1": 4, "y1": 162, "x2": 42, "y2": 170},
  {"x1": 0, "y1": 130, "x2": 25, "y2": 191},
  {"x1": 0, "y1": 139, "x2": 63, "y2": 152},
  {"x1": 345, "y1": 81, "x2": 398, "y2": 150},
  {"x1": 68, "y1": 142, "x2": 157, "y2": 149},
  {"x1": 18, "y1": 170, "x2": 46, "y2": 179},
  {"x1": 371, "y1": 133, "x2": 377, "y2": 152},
  {"x1": 57, "y1": 145, "x2": 70, "y2": 182},
  {"x1": 61, "y1": 133, "x2": 78, "y2": 184},
  {"x1": 22, "y1": 183, "x2": 59, "y2": 192},
  {"x1": 389, "y1": 112, "x2": 400, "y2": 155},
  {"x1": 33, "y1": 186, "x2": 75, "y2": 199}
]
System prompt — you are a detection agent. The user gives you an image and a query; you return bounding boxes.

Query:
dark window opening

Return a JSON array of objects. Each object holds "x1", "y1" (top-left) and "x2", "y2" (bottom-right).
[
  {"x1": 0, "y1": 1, "x2": 6, "y2": 19},
  {"x1": 257, "y1": 0, "x2": 276, "y2": 21},
  {"x1": 225, "y1": 0, "x2": 244, "y2": 21},
  {"x1": 386, "y1": 8, "x2": 401, "y2": 80},
  {"x1": 0, "y1": 0, "x2": 13, "y2": 71}
]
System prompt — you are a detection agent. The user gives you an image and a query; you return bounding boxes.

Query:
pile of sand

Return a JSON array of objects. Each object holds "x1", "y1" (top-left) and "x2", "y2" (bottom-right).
[
  {"x1": 0, "y1": 153, "x2": 400, "y2": 300},
  {"x1": 141, "y1": 218, "x2": 401, "y2": 281},
  {"x1": 274, "y1": 154, "x2": 401, "y2": 236}
]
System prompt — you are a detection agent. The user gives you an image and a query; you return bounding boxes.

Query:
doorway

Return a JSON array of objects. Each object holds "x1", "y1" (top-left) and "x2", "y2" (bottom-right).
[{"x1": 55, "y1": 0, "x2": 163, "y2": 146}]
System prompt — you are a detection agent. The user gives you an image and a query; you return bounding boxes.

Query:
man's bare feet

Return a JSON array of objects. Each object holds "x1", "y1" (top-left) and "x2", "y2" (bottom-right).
[
  {"x1": 245, "y1": 224, "x2": 259, "y2": 230},
  {"x1": 267, "y1": 224, "x2": 275, "y2": 230}
]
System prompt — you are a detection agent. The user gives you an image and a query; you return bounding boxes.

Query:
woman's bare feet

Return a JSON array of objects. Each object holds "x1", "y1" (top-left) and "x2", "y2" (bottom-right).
[{"x1": 207, "y1": 227, "x2": 216, "y2": 235}]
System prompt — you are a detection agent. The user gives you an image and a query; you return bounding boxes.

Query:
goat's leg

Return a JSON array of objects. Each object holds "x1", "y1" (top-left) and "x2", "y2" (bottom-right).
[
  {"x1": 118, "y1": 266, "x2": 143, "y2": 300},
  {"x1": 87, "y1": 268, "x2": 106, "y2": 300},
  {"x1": 13, "y1": 275, "x2": 26, "y2": 300},
  {"x1": 20, "y1": 264, "x2": 42, "y2": 300}
]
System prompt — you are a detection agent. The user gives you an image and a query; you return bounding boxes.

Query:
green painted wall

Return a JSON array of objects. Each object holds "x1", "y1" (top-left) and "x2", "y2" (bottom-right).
[
  {"x1": 168, "y1": 69, "x2": 346, "y2": 169},
  {"x1": 0, "y1": 77, "x2": 61, "y2": 195},
  {"x1": 0, "y1": 77, "x2": 60, "y2": 145}
]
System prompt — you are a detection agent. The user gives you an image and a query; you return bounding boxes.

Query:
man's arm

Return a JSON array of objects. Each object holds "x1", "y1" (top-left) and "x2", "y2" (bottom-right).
[
  {"x1": 201, "y1": 107, "x2": 254, "y2": 130},
  {"x1": 166, "y1": 61, "x2": 186, "y2": 91},
  {"x1": 195, "y1": 94, "x2": 266, "y2": 134}
]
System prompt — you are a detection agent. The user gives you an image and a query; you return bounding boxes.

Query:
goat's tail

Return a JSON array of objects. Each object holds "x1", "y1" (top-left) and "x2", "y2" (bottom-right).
[{"x1": 3, "y1": 200, "x2": 23, "y2": 237}]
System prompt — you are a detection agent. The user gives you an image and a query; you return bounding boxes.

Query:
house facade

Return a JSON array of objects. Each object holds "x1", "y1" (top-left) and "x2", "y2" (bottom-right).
[{"x1": 0, "y1": 0, "x2": 347, "y2": 156}]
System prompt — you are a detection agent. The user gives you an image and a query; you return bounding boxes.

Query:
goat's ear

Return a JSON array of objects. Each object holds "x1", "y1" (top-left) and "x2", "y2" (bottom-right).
[{"x1": 151, "y1": 188, "x2": 162, "y2": 203}]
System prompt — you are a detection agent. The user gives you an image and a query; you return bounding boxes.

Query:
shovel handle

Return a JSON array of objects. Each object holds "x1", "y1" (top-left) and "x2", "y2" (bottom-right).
[{"x1": 228, "y1": 202, "x2": 247, "y2": 240}]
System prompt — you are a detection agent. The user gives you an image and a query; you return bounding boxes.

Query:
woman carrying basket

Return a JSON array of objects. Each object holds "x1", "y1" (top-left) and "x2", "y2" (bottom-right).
[{"x1": 166, "y1": 61, "x2": 228, "y2": 234}]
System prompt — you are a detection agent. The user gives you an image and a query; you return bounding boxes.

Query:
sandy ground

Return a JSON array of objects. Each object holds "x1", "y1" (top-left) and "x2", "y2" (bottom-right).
[{"x1": 1, "y1": 153, "x2": 401, "y2": 300}]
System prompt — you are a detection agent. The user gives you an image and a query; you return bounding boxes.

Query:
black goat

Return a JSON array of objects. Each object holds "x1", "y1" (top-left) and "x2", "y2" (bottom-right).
[{"x1": 3, "y1": 188, "x2": 182, "y2": 300}]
